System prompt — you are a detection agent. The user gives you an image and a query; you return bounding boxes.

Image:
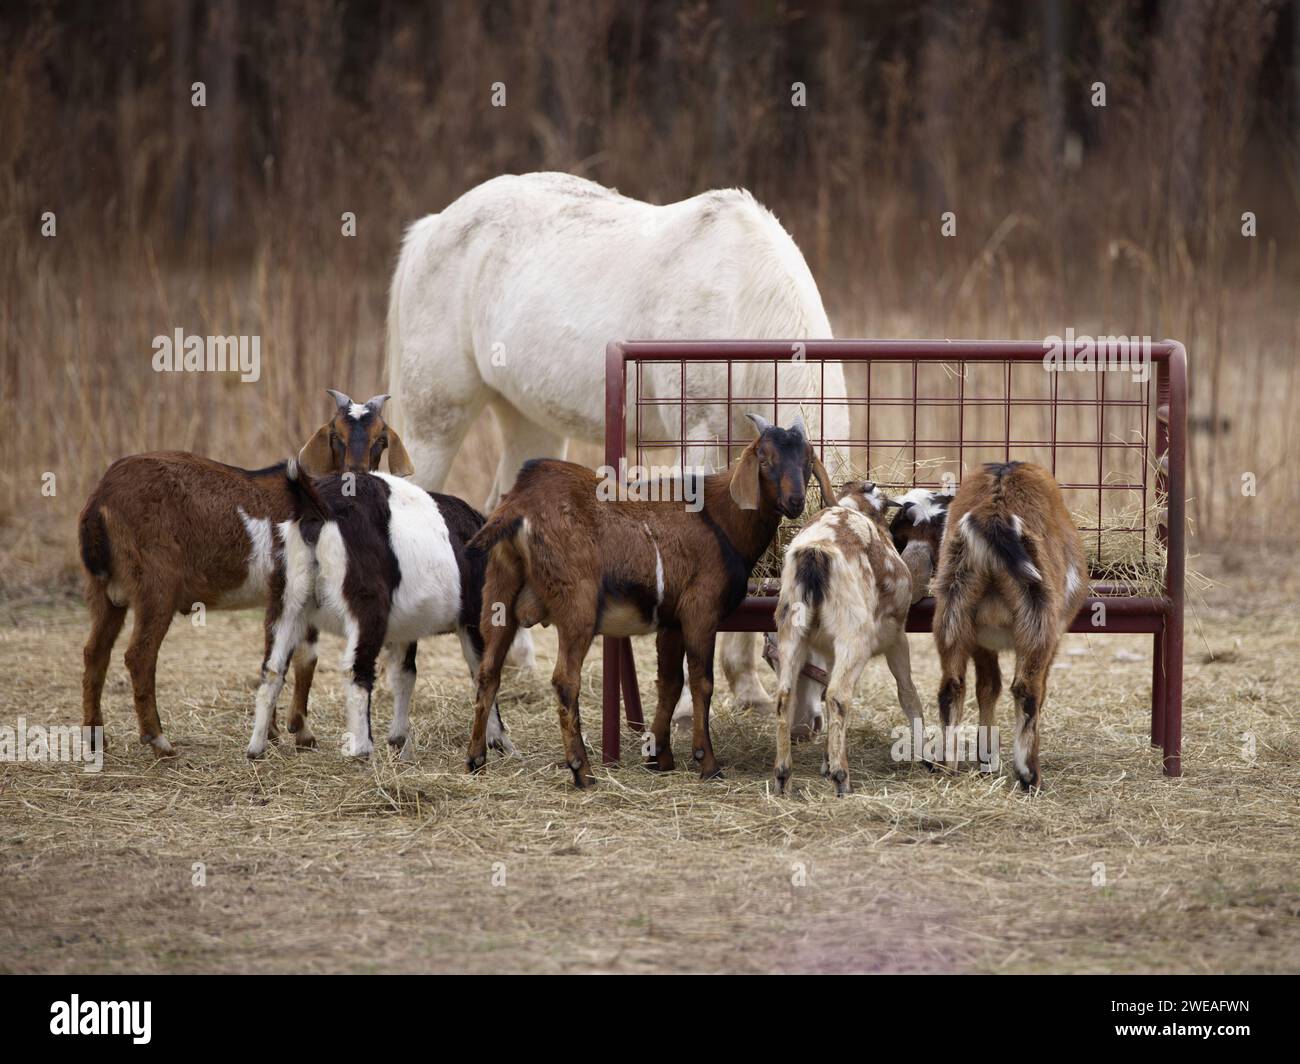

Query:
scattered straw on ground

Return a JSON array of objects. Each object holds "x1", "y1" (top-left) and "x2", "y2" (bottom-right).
[{"x1": 0, "y1": 546, "x2": 1296, "y2": 973}]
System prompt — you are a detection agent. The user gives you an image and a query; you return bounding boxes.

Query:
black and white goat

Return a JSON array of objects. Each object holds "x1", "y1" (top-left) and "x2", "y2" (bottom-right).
[{"x1": 245, "y1": 461, "x2": 511, "y2": 760}]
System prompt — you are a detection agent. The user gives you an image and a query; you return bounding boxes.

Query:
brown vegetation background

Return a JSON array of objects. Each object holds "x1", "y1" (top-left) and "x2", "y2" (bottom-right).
[{"x1": 3, "y1": 0, "x2": 1298, "y2": 593}]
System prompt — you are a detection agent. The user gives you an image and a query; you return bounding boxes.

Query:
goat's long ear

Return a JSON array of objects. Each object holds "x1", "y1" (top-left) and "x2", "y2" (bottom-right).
[
  {"x1": 298, "y1": 424, "x2": 334, "y2": 476},
  {"x1": 809, "y1": 450, "x2": 836, "y2": 510},
  {"x1": 385, "y1": 428, "x2": 415, "y2": 477},
  {"x1": 729, "y1": 444, "x2": 761, "y2": 510}
]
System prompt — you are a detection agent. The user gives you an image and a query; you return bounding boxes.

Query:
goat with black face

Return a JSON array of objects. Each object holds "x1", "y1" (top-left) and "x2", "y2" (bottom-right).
[{"x1": 465, "y1": 413, "x2": 834, "y2": 789}]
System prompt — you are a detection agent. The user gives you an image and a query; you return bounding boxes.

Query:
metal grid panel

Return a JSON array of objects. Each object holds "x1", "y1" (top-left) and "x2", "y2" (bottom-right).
[{"x1": 622, "y1": 345, "x2": 1154, "y2": 577}]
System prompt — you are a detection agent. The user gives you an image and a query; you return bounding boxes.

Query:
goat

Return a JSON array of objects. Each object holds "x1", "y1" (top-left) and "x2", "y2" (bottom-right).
[
  {"x1": 930, "y1": 461, "x2": 1088, "y2": 789},
  {"x1": 78, "y1": 390, "x2": 411, "y2": 755},
  {"x1": 771, "y1": 482, "x2": 927, "y2": 796},
  {"x1": 245, "y1": 461, "x2": 512, "y2": 760},
  {"x1": 464, "y1": 413, "x2": 835, "y2": 789},
  {"x1": 886, "y1": 486, "x2": 956, "y2": 600},
  {"x1": 385, "y1": 171, "x2": 855, "y2": 725},
  {"x1": 761, "y1": 485, "x2": 953, "y2": 742}
]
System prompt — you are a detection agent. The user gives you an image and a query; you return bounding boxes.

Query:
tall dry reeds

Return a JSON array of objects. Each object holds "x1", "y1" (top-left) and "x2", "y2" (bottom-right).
[{"x1": 1, "y1": 0, "x2": 1296, "y2": 594}]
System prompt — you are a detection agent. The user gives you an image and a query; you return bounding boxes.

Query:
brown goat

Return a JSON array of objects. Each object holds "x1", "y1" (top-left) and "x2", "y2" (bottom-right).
[
  {"x1": 930, "y1": 461, "x2": 1088, "y2": 789},
  {"x1": 78, "y1": 390, "x2": 413, "y2": 754},
  {"x1": 464, "y1": 413, "x2": 834, "y2": 788}
]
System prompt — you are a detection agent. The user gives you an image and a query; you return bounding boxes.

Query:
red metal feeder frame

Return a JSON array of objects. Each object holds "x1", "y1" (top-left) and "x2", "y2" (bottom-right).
[{"x1": 601, "y1": 340, "x2": 1187, "y2": 777}]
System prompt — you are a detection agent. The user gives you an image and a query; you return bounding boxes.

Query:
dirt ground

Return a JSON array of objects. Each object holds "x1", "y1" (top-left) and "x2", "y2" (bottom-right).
[{"x1": 1, "y1": 545, "x2": 1297, "y2": 974}]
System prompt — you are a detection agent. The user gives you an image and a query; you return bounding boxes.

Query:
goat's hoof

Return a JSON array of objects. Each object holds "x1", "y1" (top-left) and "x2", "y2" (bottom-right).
[
  {"x1": 1018, "y1": 772, "x2": 1041, "y2": 793},
  {"x1": 773, "y1": 769, "x2": 790, "y2": 796},
  {"x1": 831, "y1": 770, "x2": 851, "y2": 797},
  {"x1": 920, "y1": 757, "x2": 939, "y2": 774},
  {"x1": 147, "y1": 735, "x2": 176, "y2": 758},
  {"x1": 570, "y1": 761, "x2": 597, "y2": 789},
  {"x1": 646, "y1": 753, "x2": 675, "y2": 772},
  {"x1": 293, "y1": 730, "x2": 318, "y2": 751},
  {"x1": 466, "y1": 752, "x2": 487, "y2": 774},
  {"x1": 85, "y1": 727, "x2": 106, "y2": 753},
  {"x1": 488, "y1": 734, "x2": 517, "y2": 757},
  {"x1": 245, "y1": 743, "x2": 266, "y2": 760}
]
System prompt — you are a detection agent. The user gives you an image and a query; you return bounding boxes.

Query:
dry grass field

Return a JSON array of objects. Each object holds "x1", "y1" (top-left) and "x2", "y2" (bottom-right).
[
  {"x1": 3, "y1": 1, "x2": 1299, "y2": 979},
  {"x1": 2, "y1": 545, "x2": 1297, "y2": 974}
]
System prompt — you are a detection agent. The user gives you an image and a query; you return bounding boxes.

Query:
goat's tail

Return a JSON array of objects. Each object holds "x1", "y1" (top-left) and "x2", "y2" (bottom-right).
[
  {"x1": 284, "y1": 458, "x2": 332, "y2": 544},
  {"x1": 78, "y1": 498, "x2": 112, "y2": 580},
  {"x1": 780, "y1": 544, "x2": 833, "y2": 630},
  {"x1": 466, "y1": 510, "x2": 523, "y2": 565},
  {"x1": 957, "y1": 512, "x2": 1048, "y2": 616}
]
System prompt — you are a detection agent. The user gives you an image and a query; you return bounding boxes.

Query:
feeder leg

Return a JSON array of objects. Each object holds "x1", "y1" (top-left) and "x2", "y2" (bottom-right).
[{"x1": 1151, "y1": 624, "x2": 1166, "y2": 749}]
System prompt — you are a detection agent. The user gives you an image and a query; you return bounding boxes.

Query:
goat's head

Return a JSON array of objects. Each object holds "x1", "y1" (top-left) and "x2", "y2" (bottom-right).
[
  {"x1": 729, "y1": 413, "x2": 835, "y2": 519},
  {"x1": 298, "y1": 390, "x2": 415, "y2": 477},
  {"x1": 834, "y1": 480, "x2": 891, "y2": 523},
  {"x1": 883, "y1": 486, "x2": 955, "y2": 556}
]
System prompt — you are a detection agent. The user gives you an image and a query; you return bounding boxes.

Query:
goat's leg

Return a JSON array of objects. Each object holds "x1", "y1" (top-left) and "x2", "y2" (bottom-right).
[
  {"x1": 123, "y1": 592, "x2": 177, "y2": 756},
  {"x1": 1010, "y1": 642, "x2": 1055, "y2": 792},
  {"x1": 286, "y1": 626, "x2": 319, "y2": 749},
  {"x1": 386, "y1": 641, "x2": 417, "y2": 759},
  {"x1": 823, "y1": 646, "x2": 869, "y2": 797},
  {"x1": 342, "y1": 626, "x2": 386, "y2": 760},
  {"x1": 647, "y1": 628, "x2": 684, "y2": 772},
  {"x1": 773, "y1": 624, "x2": 809, "y2": 795},
  {"x1": 81, "y1": 584, "x2": 126, "y2": 751},
  {"x1": 552, "y1": 626, "x2": 596, "y2": 789},
  {"x1": 972, "y1": 646, "x2": 1002, "y2": 774},
  {"x1": 935, "y1": 641, "x2": 969, "y2": 775},
  {"x1": 459, "y1": 626, "x2": 515, "y2": 756},
  {"x1": 468, "y1": 549, "x2": 525, "y2": 772},
  {"x1": 247, "y1": 612, "x2": 305, "y2": 759},
  {"x1": 684, "y1": 628, "x2": 722, "y2": 780},
  {"x1": 257, "y1": 624, "x2": 283, "y2": 743},
  {"x1": 883, "y1": 633, "x2": 928, "y2": 768}
]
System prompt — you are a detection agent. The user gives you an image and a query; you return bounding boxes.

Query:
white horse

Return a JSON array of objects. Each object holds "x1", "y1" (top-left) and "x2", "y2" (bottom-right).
[{"x1": 386, "y1": 172, "x2": 841, "y2": 725}]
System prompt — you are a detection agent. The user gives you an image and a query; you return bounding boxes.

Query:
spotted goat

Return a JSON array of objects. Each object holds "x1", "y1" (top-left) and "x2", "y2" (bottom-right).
[
  {"x1": 930, "y1": 461, "x2": 1088, "y2": 789},
  {"x1": 245, "y1": 460, "x2": 513, "y2": 761},
  {"x1": 771, "y1": 482, "x2": 936, "y2": 796},
  {"x1": 77, "y1": 390, "x2": 411, "y2": 755}
]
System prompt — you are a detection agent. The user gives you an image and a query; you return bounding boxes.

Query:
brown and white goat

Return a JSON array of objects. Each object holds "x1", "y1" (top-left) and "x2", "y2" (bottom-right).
[
  {"x1": 77, "y1": 390, "x2": 412, "y2": 754},
  {"x1": 930, "y1": 461, "x2": 1088, "y2": 790},
  {"x1": 772, "y1": 482, "x2": 927, "y2": 796},
  {"x1": 763, "y1": 484, "x2": 953, "y2": 742},
  {"x1": 464, "y1": 413, "x2": 835, "y2": 788}
]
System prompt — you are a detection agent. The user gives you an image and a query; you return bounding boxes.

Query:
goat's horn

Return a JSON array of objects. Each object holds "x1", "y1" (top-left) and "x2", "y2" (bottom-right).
[
  {"x1": 363, "y1": 394, "x2": 390, "y2": 414},
  {"x1": 744, "y1": 412, "x2": 773, "y2": 435},
  {"x1": 789, "y1": 413, "x2": 807, "y2": 438},
  {"x1": 325, "y1": 388, "x2": 352, "y2": 411}
]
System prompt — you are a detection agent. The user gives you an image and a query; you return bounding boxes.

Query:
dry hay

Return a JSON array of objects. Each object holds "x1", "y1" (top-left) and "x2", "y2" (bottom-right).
[
  {"x1": 0, "y1": 546, "x2": 1297, "y2": 973},
  {"x1": 751, "y1": 449, "x2": 1206, "y2": 603}
]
